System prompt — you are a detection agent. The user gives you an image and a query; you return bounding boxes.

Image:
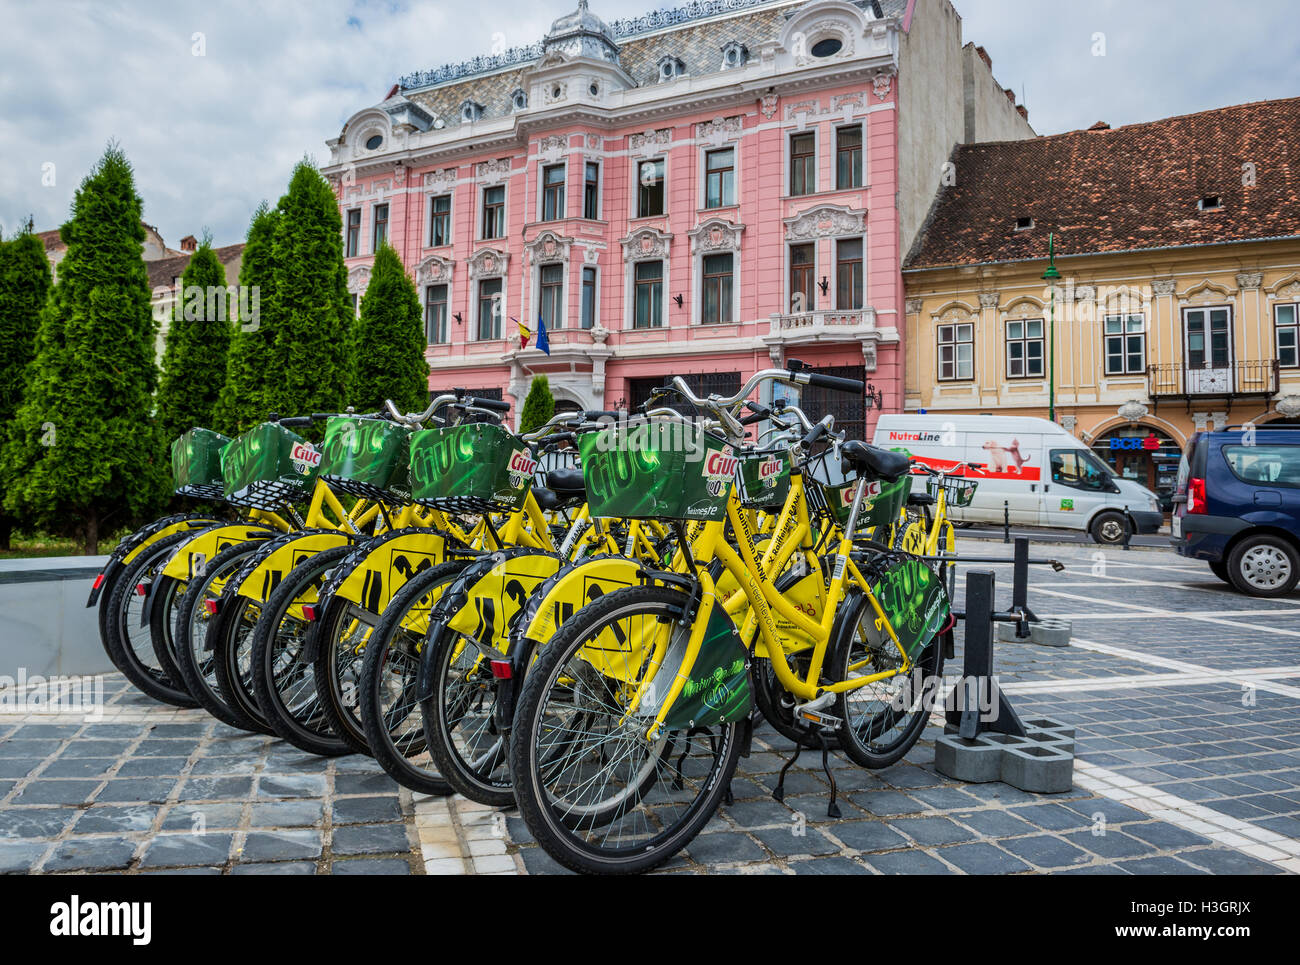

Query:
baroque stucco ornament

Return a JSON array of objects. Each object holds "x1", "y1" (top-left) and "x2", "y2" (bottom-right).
[
  {"x1": 629, "y1": 128, "x2": 672, "y2": 156},
  {"x1": 415, "y1": 255, "x2": 454, "y2": 285},
  {"x1": 688, "y1": 218, "x2": 744, "y2": 254},
  {"x1": 620, "y1": 226, "x2": 671, "y2": 262},
  {"x1": 347, "y1": 266, "x2": 371, "y2": 293},
  {"x1": 525, "y1": 230, "x2": 573, "y2": 265},
  {"x1": 1276, "y1": 395, "x2": 1300, "y2": 418},
  {"x1": 1118, "y1": 400, "x2": 1149, "y2": 423},
  {"x1": 468, "y1": 248, "x2": 509, "y2": 279},
  {"x1": 784, "y1": 204, "x2": 865, "y2": 241}
]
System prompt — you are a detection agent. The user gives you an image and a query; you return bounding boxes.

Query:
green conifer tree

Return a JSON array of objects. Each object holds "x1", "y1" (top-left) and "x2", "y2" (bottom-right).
[
  {"x1": 213, "y1": 202, "x2": 277, "y2": 434},
  {"x1": 519, "y1": 374, "x2": 555, "y2": 434},
  {"x1": 1, "y1": 145, "x2": 168, "y2": 552},
  {"x1": 0, "y1": 228, "x2": 53, "y2": 549},
  {"x1": 155, "y1": 236, "x2": 231, "y2": 440},
  {"x1": 349, "y1": 242, "x2": 429, "y2": 414}
]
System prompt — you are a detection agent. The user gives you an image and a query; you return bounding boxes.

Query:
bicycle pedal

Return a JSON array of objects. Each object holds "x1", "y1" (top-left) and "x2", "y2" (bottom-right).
[{"x1": 792, "y1": 694, "x2": 840, "y2": 730}]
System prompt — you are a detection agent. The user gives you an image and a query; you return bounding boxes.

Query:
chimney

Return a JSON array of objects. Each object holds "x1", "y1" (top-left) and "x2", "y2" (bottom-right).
[
  {"x1": 180, "y1": 234, "x2": 198, "y2": 252},
  {"x1": 1016, "y1": 104, "x2": 1028, "y2": 121},
  {"x1": 1004, "y1": 88, "x2": 1016, "y2": 105},
  {"x1": 1087, "y1": 121, "x2": 1111, "y2": 132},
  {"x1": 975, "y1": 45, "x2": 991, "y2": 69}
]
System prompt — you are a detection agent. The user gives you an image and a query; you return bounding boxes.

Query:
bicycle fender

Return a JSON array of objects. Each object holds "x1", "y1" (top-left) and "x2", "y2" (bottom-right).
[
  {"x1": 87, "y1": 513, "x2": 220, "y2": 607},
  {"x1": 327, "y1": 528, "x2": 458, "y2": 615},
  {"x1": 515, "y1": 555, "x2": 647, "y2": 650},
  {"x1": 158, "y1": 523, "x2": 277, "y2": 583},
  {"x1": 235, "y1": 530, "x2": 353, "y2": 603}
]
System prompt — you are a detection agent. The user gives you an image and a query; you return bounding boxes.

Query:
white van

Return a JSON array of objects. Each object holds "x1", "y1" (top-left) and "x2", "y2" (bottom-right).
[{"x1": 871, "y1": 414, "x2": 1163, "y2": 544}]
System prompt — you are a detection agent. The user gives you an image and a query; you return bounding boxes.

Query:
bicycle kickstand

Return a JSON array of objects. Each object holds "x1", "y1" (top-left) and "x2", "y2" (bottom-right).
[
  {"x1": 816, "y1": 731, "x2": 842, "y2": 819},
  {"x1": 772, "y1": 741, "x2": 803, "y2": 804}
]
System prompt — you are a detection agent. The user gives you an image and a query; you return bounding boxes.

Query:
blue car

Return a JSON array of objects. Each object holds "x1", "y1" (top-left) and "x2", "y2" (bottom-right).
[{"x1": 1172, "y1": 428, "x2": 1300, "y2": 596}]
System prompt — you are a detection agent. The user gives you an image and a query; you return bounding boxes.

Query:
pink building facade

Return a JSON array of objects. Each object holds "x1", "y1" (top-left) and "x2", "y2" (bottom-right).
[{"x1": 322, "y1": 0, "x2": 1032, "y2": 437}]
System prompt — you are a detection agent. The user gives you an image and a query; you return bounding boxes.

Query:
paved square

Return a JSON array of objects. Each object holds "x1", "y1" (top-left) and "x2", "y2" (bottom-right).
[{"x1": 3, "y1": 540, "x2": 1299, "y2": 874}]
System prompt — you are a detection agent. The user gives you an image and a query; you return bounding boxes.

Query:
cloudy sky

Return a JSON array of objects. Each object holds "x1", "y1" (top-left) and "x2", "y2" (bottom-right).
[{"x1": 1, "y1": 0, "x2": 1295, "y2": 248}]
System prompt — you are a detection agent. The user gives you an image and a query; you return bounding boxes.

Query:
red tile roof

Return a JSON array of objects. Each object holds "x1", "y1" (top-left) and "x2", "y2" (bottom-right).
[
  {"x1": 905, "y1": 97, "x2": 1300, "y2": 271},
  {"x1": 146, "y1": 243, "x2": 246, "y2": 290}
]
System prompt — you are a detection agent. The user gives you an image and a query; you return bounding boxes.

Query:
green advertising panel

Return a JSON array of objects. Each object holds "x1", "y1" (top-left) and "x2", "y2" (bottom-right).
[
  {"x1": 578, "y1": 423, "x2": 735, "y2": 522},
  {"x1": 865, "y1": 555, "x2": 950, "y2": 659},
  {"x1": 318, "y1": 416, "x2": 412, "y2": 503},
  {"x1": 221, "y1": 422, "x2": 321, "y2": 510},
  {"x1": 653, "y1": 605, "x2": 751, "y2": 730},
  {"x1": 171, "y1": 428, "x2": 231, "y2": 499},
  {"x1": 408, "y1": 423, "x2": 535, "y2": 513},
  {"x1": 739, "y1": 450, "x2": 791, "y2": 510}
]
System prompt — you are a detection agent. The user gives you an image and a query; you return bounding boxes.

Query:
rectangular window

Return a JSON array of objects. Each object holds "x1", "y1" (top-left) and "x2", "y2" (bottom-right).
[
  {"x1": 704, "y1": 148, "x2": 735, "y2": 209},
  {"x1": 542, "y1": 164, "x2": 566, "y2": 221},
  {"x1": 428, "y1": 195, "x2": 451, "y2": 247},
  {"x1": 477, "y1": 277, "x2": 502, "y2": 340},
  {"x1": 790, "y1": 132, "x2": 816, "y2": 196},
  {"x1": 937, "y1": 323, "x2": 974, "y2": 381},
  {"x1": 351, "y1": 292, "x2": 360, "y2": 319},
  {"x1": 583, "y1": 162, "x2": 600, "y2": 220},
  {"x1": 1006, "y1": 318, "x2": 1045, "y2": 378},
  {"x1": 371, "y1": 203, "x2": 389, "y2": 252},
  {"x1": 425, "y1": 284, "x2": 448, "y2": 344},
  {"x1": 701, "y1": 253, "x2": 733, "y2": 324},
  {"x1": 835, "y1": 238, "x2": 863, "y2": 309},
  {"x1": 345, "y1": 209, "x2": 361, "y2": 257},
  {"x1": 1276, "y1": 303, "x2": 1299, "y2": 368},
  {"x1": 836, "y1": 126, "x2": 863, "y2": 189},
  {"x1": 581, "y1": 266, "x2": 596, "y2": 329},
  {"x1": 790, "y1": 244, "x2": 814, "y2": 313},
  {"x1": 539, "y1": 263, "x2": 563, "y2": 330},
  {"x1": 1103, "y1": 314, "x2": 1145, "y2": 375},
  {"x1": 1224, "y1": 444, "x2": 1300, "y2": 486},
  {"x1": 633, "y1": 261, "x2": 663, "y2": 329},
  {"x1": 481, "y1": 185, "x2": 505, "y2": 239},
  {"x1": 636, "y1": 158, "x2": 665, "y2": 217}
]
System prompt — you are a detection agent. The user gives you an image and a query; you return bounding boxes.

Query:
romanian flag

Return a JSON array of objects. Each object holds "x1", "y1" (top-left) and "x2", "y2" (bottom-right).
[{"x1": 514, "y1": 317, "x2": 531, "y2": 350}]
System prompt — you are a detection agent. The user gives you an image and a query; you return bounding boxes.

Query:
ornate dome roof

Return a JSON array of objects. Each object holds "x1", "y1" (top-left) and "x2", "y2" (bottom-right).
[{"x1": 544, "y1": 1, "x2": 620, "y2": 62}]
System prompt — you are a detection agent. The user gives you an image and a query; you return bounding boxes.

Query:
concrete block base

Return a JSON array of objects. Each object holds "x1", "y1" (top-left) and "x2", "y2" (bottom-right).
[
  {"x1": 997, "y1": 618, "x2": 1072, "y2": 647},
  {"x1": 935, "y1": 716, "x2": 1074, "y2": 793}
]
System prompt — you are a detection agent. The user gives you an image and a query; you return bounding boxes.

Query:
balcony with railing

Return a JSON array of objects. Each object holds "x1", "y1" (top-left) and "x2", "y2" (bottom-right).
[
  {"x1": 1148, "y1": 359, "x2": 1278, "y2": 403},
  {"x1": 765, "y1": 307, "x2": 878, "y2": 346}
]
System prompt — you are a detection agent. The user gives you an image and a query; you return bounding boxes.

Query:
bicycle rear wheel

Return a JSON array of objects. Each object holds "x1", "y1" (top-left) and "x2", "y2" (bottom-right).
[{"x1": 510, "y1": 585, "x2": 741, "y2": 875}]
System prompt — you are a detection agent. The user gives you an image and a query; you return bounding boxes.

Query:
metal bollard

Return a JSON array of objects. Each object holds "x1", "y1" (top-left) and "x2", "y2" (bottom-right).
[
  {"x1": 1003, "y1": 500, "x2": 1011, "y2": 544},
  {"x1": 1121, "y1": 504, "x2": 1132, "y2": 551}
]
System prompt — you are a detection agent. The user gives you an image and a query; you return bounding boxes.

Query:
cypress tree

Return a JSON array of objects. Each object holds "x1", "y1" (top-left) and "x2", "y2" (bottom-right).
[
  {"x1": 0, "y1": 229, "x2": 53, "y2": 549},
  {"x1": 262, "y1": 160, "x2": 350, "y2": 421},
  {"x1": 349, "y1": 242, "x2": 428, "y2": 414},
  {"x1": 519, "y1": 374, "x2": 555, "y2": 434},
  {"x1": 1, "y1": 145, "x2": 168, "y2": 553},
  {"x1": 213, "y1": 201, "x2": 277, "y2": 434},
  {"x1": 155, "y1": 236, "x2": 232, "y2": 440}
]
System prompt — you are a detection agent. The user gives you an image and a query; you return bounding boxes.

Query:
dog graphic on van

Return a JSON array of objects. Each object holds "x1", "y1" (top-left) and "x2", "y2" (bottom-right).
[{"x1": 982, "y1": 438, "x2": 1031, "y2": 474}]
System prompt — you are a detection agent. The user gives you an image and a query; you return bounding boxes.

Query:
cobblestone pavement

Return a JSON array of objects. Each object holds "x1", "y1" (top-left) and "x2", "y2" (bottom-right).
[{"x1": 3, "y1": 540, "x2": 1300, "y2": 874}]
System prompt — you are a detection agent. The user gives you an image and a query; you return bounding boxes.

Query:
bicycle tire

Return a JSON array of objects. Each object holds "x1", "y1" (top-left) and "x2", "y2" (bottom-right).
[
  {"x1": 510, "y1": 584, "x2": 742, "y2": 875},
  {"x1": 250, "y1": 546, "x2": 356, "y2": 756},
  {"x1": 172, "y1": 540, "x2": 275, "y2": 734},
  {"x1": 103, "y1": 534, "x2": 199, "y2": 707},
  {"x1": 357, "y1": 559, "x2": 474, "y2": 794}
]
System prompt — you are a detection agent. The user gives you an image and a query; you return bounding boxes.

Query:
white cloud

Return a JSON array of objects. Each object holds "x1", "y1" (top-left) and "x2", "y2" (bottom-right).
[{"x1": 1, "y1": 0, "x2": 1293, "y2": 247}]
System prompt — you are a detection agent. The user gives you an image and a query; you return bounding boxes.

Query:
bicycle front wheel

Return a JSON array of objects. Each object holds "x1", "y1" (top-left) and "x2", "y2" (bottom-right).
[{"x1": 509, "y1": 585, "x2": 742, "y2": 875}]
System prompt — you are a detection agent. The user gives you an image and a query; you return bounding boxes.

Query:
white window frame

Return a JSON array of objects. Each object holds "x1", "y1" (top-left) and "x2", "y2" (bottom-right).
[
  {"x1": 580, "y1": 264, "x2": 599, "y2": 330},
  {"x1": 633, "y1": 157, "x2": 667, "y2": 219},
  {"x1": 1005, "y1": 317, "x2": 1046, "y2": 379},
  {"x1": 475, "y1": 275, "x2": 506, "y2": 341},
  {"x1": 426, "y1": 193, "x2": 453, "y2": 249},
  {"x1": 834, "y1": 123, "x2": 864, "y2": 190},
  {"x1": 344, "y1": 207, "x2": 362, "y2": 258},
  {"x1": 1276, "y1": 302, "x2": 1300, "y2": 369},
  {"x1": 535, "y1": 261, "x2": 567, "y2": 331},
  {"x1": 626, "y1": 258, "x2": 667, "y2": 330},
  {"x1": 371, "y1": 201, "x2": 390, "y2": 253},
  {"x1": 539, "y1": 162, "x2": 567, "y2": 223},
  {"x1": 787, "y1": 241, "x2": 817, "y2": 314},
  {"x1": 1103, "y1": 313, "x2": 1146, "y2": 375},
  {"x1": 700, "y1": 145, "x2": 737, "y2": 210},
  {"x1": 423, "y1": 282, "x2": 451, "y2": 344},
  {"x1": 480, "y1": 184, "x2": 507, "y2": 241},
  {"x1": 937, "y1": 321, "x2": 974, "y2": 381},
  {"x1": 582, "y1": 160, "x2": 601, "y2": 221},
  {"x1": 788, "y1": 129, "x2": 817, "y2": 197},
  {"x1": 834, "y1": 236, "x2": 864, "y2": 310}
]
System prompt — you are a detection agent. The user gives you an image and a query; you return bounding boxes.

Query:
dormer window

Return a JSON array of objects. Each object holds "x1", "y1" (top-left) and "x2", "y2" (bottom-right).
[
  {"x1": 365, "y1": 134, "x2": 384, "y2": 151},
  {"x1": 1015, "y1": 216, "x2": 1035, "y2": 231},
  {"x1": 810, "y1": 37, "x2": 843, "y2": 58},
  {"x1": 1198, "y1": 195, "x2": 1222, "y2": 211},
  {"x1": 721, "y1": 41, "x2": 749, "y2": 69},
  {"x1": 511, "y1": 89, "x2": 528, "y2": 112},
  {"x1": 461, "y1": 100, "x2": 484, "y2": 123},
  {"x1": 657, "y1": 56, "x2": 685, "y2": 82}
]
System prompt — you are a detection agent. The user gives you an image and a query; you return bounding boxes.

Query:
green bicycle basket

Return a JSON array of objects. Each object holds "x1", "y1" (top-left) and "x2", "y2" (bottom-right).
[
  {"x1": 318, "y1": 416, "x2": 413, "y2": 504},
  {"x1": 927, "y1": 475, "x2": 979, "y2": 508},
  {"x1": 738, "y1": 449, "x2": 792, "y2": 510},
  {"x1": 408, "y1": 422, "x2": 536, "y2": 514},
  {"x1": 221, "y1": 422, "x2": 322, "y2": 510},
  {"x1": 171, "y1": 428, "x2": 231, "y2": 500},
  {"x1": 578, "y1": 422, "x2": 735, "y2": 522},
  {"x1": 807, "y1": 447, "x2": 910, "y2": 530}
]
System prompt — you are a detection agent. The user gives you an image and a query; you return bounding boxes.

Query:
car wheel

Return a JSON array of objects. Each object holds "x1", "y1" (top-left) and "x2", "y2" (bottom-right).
[
  {"x1": 1090, "y1": 511, "x2": 1128, "y2": 545},
  {"x1": 1227, "y1": 535, "x2": 1300, "y2": 597},
  {"x1": 1208, "y1": 560, "x2": 1232, "y2": 585}
]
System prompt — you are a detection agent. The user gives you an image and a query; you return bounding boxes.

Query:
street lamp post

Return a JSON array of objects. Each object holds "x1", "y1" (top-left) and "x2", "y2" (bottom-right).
[{"x1": 1042, "y1": 232, "x2": 1061, "y2": 424}]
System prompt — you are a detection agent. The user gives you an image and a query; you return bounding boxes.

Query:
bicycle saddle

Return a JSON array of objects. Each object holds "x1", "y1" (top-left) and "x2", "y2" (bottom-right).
[
  {"x1": 545, "y1": 466, "x2": 587, "y2": 503},
  {"x1": 841, "y1": 441, "x2": 910, "y2": 482}
]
